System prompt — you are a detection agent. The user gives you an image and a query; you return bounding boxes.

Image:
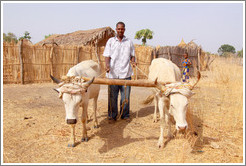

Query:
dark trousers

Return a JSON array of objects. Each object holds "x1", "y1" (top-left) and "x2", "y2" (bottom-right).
[{"x1": 108, "y1": 77, "x2": 131, "y2": 120}]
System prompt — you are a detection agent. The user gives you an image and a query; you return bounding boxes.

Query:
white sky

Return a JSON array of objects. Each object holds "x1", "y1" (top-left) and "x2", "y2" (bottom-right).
[{"x1": 2, "y1": 1, "x2": 244, "y2": 53}]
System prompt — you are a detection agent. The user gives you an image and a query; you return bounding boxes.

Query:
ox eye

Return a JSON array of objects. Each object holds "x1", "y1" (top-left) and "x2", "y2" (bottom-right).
[{"x1": 85, "y1": 89, "x2": 87, "y2": 93}]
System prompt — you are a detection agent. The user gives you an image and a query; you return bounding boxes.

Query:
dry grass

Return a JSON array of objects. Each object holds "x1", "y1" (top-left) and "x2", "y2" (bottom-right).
[{"x1": 2, "y1": 56, "x2": 244, "y2": 163}]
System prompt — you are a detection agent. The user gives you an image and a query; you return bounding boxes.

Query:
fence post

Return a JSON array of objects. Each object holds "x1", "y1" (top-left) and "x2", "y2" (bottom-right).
[
  {"x1": 168, "y1": 46, "x2": 171, "y2": 60},
  {"x1": 19, "y1": 39, "x2": 24, "y2": 84},
  {"x1": 77, "y1": 46, "x2": 80, "y2": 64},
  {"x1": 198, "y1": 47, "x2": 201, "y2": 71},
  {"x1": 49, "y1": 47, "x2": 54, "y2": 81}
]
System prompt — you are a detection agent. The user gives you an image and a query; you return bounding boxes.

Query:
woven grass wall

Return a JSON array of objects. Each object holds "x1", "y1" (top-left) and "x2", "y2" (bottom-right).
[
  {"x1": 156, "y1": 46, "x2": 200, "y2": 76},
  {"x1": 3, "y1": 41, "x2": 204, "y2": 84},
  {"x1": 3, "y1": 43, "x2": 154, "y2": 84}
]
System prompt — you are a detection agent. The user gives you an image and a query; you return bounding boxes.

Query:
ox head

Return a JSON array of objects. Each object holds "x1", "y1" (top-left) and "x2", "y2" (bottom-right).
[
  {"x1": 50, "y1": 75, "x2": 94, "y2": 124},
  {"x1": 155, "y1": 71, "x2": 201, "y2": 131}
]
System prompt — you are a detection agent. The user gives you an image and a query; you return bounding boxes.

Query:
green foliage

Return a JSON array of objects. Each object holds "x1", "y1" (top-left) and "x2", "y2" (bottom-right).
[
  {"x1": 45, "y1": 34, "x2": 53, "y2": 39},
  {"x1": 134, "y1": 29, "x2": 154, "y2": 46},
  {"x1": 237, "y1": 48, "x2": 243, "y2": 57},
  {"x1": 19, "y1": 31, "x2": 31, "y2": 41},
  {"x1": 218, "y1": 44, "x2": 236, "y2": 56},
  {"x1": 3, "y1": 32, "x2": 18, "y2": 43}
]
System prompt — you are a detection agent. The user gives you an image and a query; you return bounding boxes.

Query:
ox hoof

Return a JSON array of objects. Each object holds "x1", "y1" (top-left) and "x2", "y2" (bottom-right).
[
  {"x1": 67, "y1": 144, "x2": 75, "y2": 147},
  {"x1": 157, "y1": 140, "x2": 164, "y2": 148},
  {"x1": 158, "y1": 143, "x2": 164, "y2": 148},
  {"x1": 81, "y1": 137, "x2": 89, "y2": 142}
]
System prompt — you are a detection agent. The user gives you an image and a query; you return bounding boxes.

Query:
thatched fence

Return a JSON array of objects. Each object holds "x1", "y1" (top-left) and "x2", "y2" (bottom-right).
[
  {"x1": 3, "y1": 42, "x2": 153, "y2": 84},
  {"x1": 154, "y1": 46, "x2": 201, "y2": 76},
  {"x1": 3, "y1": 41, "x2": 205, "y2": 84}
]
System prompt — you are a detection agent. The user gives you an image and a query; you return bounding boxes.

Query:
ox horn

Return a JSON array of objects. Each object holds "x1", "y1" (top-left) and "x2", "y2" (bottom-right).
[
  {"x1": 82, "y1": 77, "x2": 95, "y2": 88},
  {"x1": 189, "y1": 71, "x2": 201, "y2": 90},
  {"x1": 50, "y1": 74, "x2": 62, "y2": 84}
]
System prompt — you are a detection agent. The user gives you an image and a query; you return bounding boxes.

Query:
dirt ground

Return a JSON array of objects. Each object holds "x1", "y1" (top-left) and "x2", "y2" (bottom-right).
[{"x1": 2, "y1": 60, "x2": 244, "y2": 163}]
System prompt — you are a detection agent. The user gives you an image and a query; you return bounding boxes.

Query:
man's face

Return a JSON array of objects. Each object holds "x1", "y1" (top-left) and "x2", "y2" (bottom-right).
[{"x1": 116, "y1": 24, "x2": 125, "y2": 38}]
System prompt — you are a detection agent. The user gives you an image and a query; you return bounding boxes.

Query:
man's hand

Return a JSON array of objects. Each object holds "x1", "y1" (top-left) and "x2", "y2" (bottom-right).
[
  {"x1": 105, "y1": 57, "x2": 111, "y2": 73},
  {"x1": 131, "y1": 61, "x2": 137, "y2": 68},
  {"x1": 106, "y1": 64, "x2": 110, "y2": 73}
]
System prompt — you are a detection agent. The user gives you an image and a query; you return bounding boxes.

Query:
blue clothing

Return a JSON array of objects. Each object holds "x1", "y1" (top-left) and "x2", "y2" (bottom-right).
[
  {"x1": 108, "y1": 77, "x2": 131, "y2": 120},
  {"x1": 182, "y1": 58, "x2": 191, "y2": 82}
]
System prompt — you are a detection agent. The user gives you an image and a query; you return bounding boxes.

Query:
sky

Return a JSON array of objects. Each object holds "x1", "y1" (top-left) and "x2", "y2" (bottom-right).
[{"x1": 2, "y1": 1, "x2": 244, "y2": 54}]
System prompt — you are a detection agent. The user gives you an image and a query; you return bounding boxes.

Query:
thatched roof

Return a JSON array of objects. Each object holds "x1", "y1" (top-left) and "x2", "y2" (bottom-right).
[
  {"x1": 178, "y1": 38, "x2": 187, "y2": 47},
  {"x1": 187, "y1": 40, "x2": 199, "y2": 49},
  {"x1": 35, "y1": 27, "x2": 115, "y2": 47}
]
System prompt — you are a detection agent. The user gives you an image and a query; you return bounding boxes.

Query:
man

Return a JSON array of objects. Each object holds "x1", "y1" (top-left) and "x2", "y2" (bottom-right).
[
  {"x1": 182, "y1": 52, "x2": 192, "y2": 83},
  {"x1": 103, "y1": 21, "x2": 136, "y2": 123}
]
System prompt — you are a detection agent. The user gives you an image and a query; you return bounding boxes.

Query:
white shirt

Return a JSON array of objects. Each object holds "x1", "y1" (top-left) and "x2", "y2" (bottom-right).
[{"x1": 103, "y1": 36, "x2": 135, "y2": 79}]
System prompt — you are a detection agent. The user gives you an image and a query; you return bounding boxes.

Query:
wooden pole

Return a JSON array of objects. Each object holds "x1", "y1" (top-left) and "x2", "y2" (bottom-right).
[
  {"x1": 134, "y1": 50, "x2": 138, "y2": 80},
  {"x1": 49, "y1": 47, "x2": 54, "y2": 82},
  {"x1": 198, "y1": 47, "x2": 201, "y2": 71},
  {"x1": 77, "y1": 46, "x2": 80, "y2": 64},
  {"x1": 19, "y1": 39, "x2": 24, "y2": 84},
  {"x1": 81, "y1": 77, "x2": 173, "y2": 87},
  {"x1": 168, "y1": 46, "x2": 171, "y2": 60},
  {"x1": 94, "y1": 40, "x2": 100, "y2": 65}
]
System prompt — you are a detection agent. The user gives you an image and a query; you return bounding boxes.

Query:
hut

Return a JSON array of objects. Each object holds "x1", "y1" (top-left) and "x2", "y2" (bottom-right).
[
  {"x1": 178, "y1": 38, "x2": 187, "y2": 48},
  {"x1": 35, "y1": 26, "x2": 115, "y2": 47},
  {"x1": 35, "y1": 27, "x2": 115, "y2": 67},
  {"x1": 153, "y1": 39, "x2": 202, "y2": 76}
]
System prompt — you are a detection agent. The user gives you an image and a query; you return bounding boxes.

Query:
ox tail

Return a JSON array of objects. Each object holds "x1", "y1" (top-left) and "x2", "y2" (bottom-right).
[
  {"x1": 142, "y1": 94, "x2": 155, "y2": 105},
  {"x1": 190, "y1": 71, "x2": 201, "y2": 90}
]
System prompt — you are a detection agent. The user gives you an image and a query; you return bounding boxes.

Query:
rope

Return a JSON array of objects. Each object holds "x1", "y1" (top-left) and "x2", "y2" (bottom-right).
[
  {"x1": 117, "y1": 82, "x2": 128, "y2": 120},
  {"x1": 97, "y1": 70, "x2": 107, "y2": 78},
  {"x1": 134, "y1": 65, "x2": 149, "y2": 78}
]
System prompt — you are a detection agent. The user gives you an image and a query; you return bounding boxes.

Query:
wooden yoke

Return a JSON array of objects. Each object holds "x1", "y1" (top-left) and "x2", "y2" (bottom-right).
[{"x1": 81, "y1": 77, "x2": 174, "y2": 87}]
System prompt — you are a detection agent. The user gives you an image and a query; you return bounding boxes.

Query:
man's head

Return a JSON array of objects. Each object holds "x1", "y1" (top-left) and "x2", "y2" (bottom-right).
[
  {"x1": 116, "y1": 21, "x2": 125, "y2": 39},
  {"x1": 183, "y1": 52, "x2": 188, "y2": 59}
]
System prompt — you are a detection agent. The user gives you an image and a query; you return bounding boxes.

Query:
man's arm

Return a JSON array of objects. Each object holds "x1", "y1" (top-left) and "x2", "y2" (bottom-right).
[
  {"x1": 130, "y1": 56, "x2": 137, "y2": 67},
  {"x1": 105, "y1": 57, "x2": 111, "y2": 72}
]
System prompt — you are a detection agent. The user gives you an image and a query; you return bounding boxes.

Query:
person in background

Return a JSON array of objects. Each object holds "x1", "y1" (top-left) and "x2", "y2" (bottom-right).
[
  {"x1": 182, "y1": 52, "x2": 192, "y2": 83},
  {"x1": 103, "y1": 21, "x2": 136, "y2": 123}
]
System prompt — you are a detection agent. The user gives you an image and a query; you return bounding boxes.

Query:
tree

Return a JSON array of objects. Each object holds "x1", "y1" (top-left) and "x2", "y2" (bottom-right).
[
  {"x1": 45, "y1": 34, "x2": 53, "y2": 39},
  {"x1": 218, "y1": 44, "x2": 236, "y2": 56},
  {"x1": 134, "y1": 29, "x2": 154, "y2": 46},
  {"x1": 237, "y1": 48, "x2": 243, "y2": 57},
  {"x1": 3, "y1": 32, "x2": 18, "y2": 43},
  {"x1": 19, "y1": 31, "x2": 31, "y2": 41}
]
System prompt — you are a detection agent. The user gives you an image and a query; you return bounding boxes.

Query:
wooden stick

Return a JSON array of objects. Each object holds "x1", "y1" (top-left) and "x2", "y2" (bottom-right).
[
  {"x1": 49, "y1": 47, "x2": 54, "y2": 79},
  {"x1": 81, "y1": 77, "x2": 173, "y2": 87},
  {"x1": 19, "y1": 39, "x2": 24, "y2": 84}
]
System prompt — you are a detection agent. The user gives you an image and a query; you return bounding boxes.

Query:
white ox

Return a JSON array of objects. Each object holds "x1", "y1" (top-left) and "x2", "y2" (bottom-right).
[
  {"x1": 143, "y1": 58, "x2": 200, "y2": 148},
  {"x1": 51, "y1": 60, "x2": 101, "y2": 147}
]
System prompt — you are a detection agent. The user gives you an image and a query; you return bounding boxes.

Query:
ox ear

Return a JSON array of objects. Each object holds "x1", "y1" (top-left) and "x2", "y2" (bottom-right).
[
  {"x1": 82, "y1": 77, "x2": 95, "y2": 88},
  {"x1": 50, "y1": 74, "x2": 61, "y2": 84}
]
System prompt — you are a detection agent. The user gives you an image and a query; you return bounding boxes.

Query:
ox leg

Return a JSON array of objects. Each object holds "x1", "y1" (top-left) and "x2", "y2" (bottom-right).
[
  {"x1": 81, "y1": 104, "x2": 88, "y2": 142},
  {"x1": 68, "y1": 124, "x2": 76, "y2": 147},
  {"x1": 93, "y1": 96, "x2": 99, "y2": 128},
  {"x1": 165, "y1": 113, "x2": 173, "y2": 139},
  {"x1": 153, "y1": 95, "x2": 158, "y2": 123},
  {"x1": 157, "y1": 97, "x2": 165, "y2": 148}
]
